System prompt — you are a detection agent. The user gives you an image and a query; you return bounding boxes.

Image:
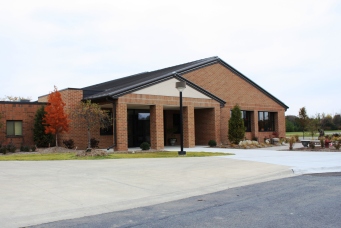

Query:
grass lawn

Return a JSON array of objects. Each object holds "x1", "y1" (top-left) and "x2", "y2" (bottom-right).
[
  {"x1": 0, "y1": 151, "x2": 232, "y2": 161},
  {"x1": 286, "y1": 130, "x2": 340, "y2": 137}
]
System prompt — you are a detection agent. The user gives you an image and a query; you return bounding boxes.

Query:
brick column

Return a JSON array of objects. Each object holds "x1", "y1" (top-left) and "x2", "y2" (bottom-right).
[
  {"x1": 183, "y1": 105, "x2": 195, "y2": 148},
  {"x1": 115, "y1": 102, "x2": 128, "y2": 151},
  {"x1": 252, "y1": 110, "x2": 259, "y2": 141},
  {"x1": 277, "y1": 109, "x2": 285, "y2": 138},
  {"x1": 214, "y1": 106, "x2": 221, "y2": 145},
  {"x1": 150, "y1": 105, "x2": 164, "y2": 150},
  {"x1": 220, "y1": 107, "x2": 229, "y2": 144}
]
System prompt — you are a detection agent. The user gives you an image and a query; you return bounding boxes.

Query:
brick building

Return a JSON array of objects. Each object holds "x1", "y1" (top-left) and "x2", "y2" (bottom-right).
[{"x1": 2, "y1": 56, "x2": 288, "y2": 150}]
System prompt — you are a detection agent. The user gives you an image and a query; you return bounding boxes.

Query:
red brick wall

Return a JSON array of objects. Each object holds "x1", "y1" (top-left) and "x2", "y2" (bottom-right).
[
  {"x1": 0, "y1": 102, "x2": 46, "y2": 148},
  {"x1": 183, "y1": 63, "x2": 286, "y2": 143}
]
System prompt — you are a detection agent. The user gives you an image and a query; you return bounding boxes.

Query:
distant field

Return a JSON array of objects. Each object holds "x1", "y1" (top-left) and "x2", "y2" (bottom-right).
[{"x1": 286, "y1": 130, "x2": 340, "y2": 137}]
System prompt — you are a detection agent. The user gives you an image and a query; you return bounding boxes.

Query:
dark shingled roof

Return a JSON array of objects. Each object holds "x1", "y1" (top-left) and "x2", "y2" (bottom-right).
[{"x1": 82, "y1": 56, "x2": 288, "y2": 110}]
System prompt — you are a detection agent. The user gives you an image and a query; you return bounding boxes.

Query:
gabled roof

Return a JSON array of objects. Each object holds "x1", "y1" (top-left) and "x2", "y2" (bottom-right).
[{"x1": 83, "y1": 56, "x2": 288, "y2": 110}]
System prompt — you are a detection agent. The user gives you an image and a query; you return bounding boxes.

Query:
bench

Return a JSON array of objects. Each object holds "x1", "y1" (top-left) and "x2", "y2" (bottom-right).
[{"x1": 301, "y1": 140, "x2": 320, "y2": 147}]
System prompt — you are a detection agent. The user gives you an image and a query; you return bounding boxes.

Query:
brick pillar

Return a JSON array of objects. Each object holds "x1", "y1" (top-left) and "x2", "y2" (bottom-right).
[
  {"x1": 220, "y1": 107, "x2": 229, "y2": 144},
  {"x1": 214, "y1": 106, "x2": 221, "y2": 145},
  {"x1": 252, "y1": 110, "x2": 259, "y2": 141},
  {"x1": 277, "y1": 109, "x2": 285, "y2": 138},
  {"x1": 115, "y1": 102, "x2": 128, "y2": 151},
  {"x1": 183, "y1": 105, "x2": 195, "y2": 148},
  {"x1": 150, "y1": 105, "x2": 164, "y2": 150}
]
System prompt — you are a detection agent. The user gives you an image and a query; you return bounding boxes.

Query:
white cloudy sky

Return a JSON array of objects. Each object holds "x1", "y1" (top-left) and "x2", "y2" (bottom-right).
[{"x1": 0, "y1": 0, "x2": 340, "y2": 116}]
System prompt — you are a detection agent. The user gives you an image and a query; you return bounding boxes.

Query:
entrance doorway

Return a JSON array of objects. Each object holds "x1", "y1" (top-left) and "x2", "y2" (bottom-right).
[{"x1": 128, "y1": 109, "x2": 150, "y2": 147}]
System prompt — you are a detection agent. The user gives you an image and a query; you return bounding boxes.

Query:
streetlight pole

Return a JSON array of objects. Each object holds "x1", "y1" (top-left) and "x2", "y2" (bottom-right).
[{"x1": 176, "y1": 81, "x2": 186, "y2": 155}]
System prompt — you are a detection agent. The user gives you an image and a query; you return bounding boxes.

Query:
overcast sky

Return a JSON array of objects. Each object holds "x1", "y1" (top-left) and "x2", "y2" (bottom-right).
[{"x1": 1, "y1": 0, "x2": 340, "y2": 116}]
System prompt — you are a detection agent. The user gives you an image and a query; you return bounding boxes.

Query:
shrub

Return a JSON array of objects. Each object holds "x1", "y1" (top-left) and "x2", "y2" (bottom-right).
[
  {"x1": 333, "y1": 141, "x2": 341, "y2": 150},
  {"x1": 63, "y1": 139, "x2": 75, "y2": 149},
  {"x1": 6, "y1": 143, "x2": 16, "y2": 153},
  {"x1": 20, "y1": 145, "x2": 30, "y2": 152},
  {"x1": 208, "y1": 140, "x2": 217, "y2": 147},
  {"x1": 0, "y1": 145, "x2": 7, "y2": 154},
  {"x1": 294, "y1": 135, "x2": 300, "y2": 142},
  {"x1": 228, "y1": 104, "x2": 245, "y2": 144},
  {"x1": 140, "y1": 142, "x2": 150, "y2": 150},
  {"x1": 320, "y1": 137, "x2": 325, "y2": 148},
  {"x1": 31, "y1": 146, "x2": 37, "y2": 152},
  {"x1": 289, "y1": 137, "x2": 296, "y2": 150},
  {"x1": 90, "y1": 138, "x2": 99, "y2": 148}
]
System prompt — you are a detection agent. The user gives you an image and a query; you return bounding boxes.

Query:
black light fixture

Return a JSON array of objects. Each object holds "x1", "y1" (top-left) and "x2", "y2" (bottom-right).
[{"x1": 176, "y1": 81, "x2": 186, "y2": 155}]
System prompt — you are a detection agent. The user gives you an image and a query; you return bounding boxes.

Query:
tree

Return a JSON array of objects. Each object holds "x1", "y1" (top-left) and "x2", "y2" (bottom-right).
[
  {"x1": 298, "y1": 107, "x2": 309, "y2": 139},
  {"x1": 43, "y1": 86, "x2": 70, "y2": 147},
  {"x1": 228, "y1": 104, "x2": 245, "y2": 144},
  {"x1": 0, "y1": 95, "x2": 31, "y2": 101},
  {"x1": 33, "y1": 106, "x2": 54, "y2": 147},
  {"x1": 71, "y1": 100, "x2": 112, "y2": 149},
  {"x1": 333, "y1": 114, "x2": 341, "y2": 130},
  {"x1": 307, "y1": 116, "x2": 319, "y2": 139}
]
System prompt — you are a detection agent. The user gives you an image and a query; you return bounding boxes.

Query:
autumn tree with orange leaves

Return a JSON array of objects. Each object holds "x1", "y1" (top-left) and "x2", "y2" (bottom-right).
[{"x1": 43, "y1": 86, "x2": 70, "y2": 147}]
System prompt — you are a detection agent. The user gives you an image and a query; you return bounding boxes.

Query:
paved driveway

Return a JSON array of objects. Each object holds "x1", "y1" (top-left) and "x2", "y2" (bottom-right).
[{"x1": 1, "y1": 145, "x2": 340, "y2": 227}]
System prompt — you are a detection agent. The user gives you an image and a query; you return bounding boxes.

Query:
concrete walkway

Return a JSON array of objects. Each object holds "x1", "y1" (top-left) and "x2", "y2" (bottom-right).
[{"x1": 0, "y1": 144, "x2": 340, "y2": 227}]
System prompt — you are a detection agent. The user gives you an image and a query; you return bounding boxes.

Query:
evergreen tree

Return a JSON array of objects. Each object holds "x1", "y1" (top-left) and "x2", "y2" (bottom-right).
[
  {"x1": 228, "y1": 104, "x2": 245, "y2": 144},
  {"x1": 33, "y1": 106, "x2": 54, "y2": 147}
]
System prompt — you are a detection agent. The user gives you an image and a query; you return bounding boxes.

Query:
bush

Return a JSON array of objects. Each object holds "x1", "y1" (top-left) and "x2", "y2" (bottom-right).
[
  {"x1": 20, "y1": 145, "x2": 30, "y2": 152},
  {"x1": 31, "y1": 146, "x2": 37, "y2": 152},
  {"x1": 140, "y1": 142, "x2": 150, "y2": 150},
  {"x1": 63, "y1": 139, "x2": 75, "y2": 149},
  {"x1": 228, "y1": 105, "x2": 245, "y2": 144},
  {"x1": 6, "y1": 143, "x2": 16, "y2": 153},
  {"x1": 90, "y1": 138, "x2": 99, "y2": 148},
  {"x1": 333, "y1": 141, "x2": 341, "y2": 150},
  {"x1": 0, "y1": 145, "x2": 7, "y2": 154},
  {"x1": 208, "y1": 140, "x2": 217, "y2": 147}
]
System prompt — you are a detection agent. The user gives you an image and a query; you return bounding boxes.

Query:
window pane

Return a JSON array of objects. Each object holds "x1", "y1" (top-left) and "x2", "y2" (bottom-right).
[
  {"x1": 14, "y1": 121, "x2": 22, "y2": 135},
  {"x1": 264, "y1": 112, "x2": 269, "y2": 120},
  {"x1": 7, "y1": 121, "x2": 14, "y2": 135}
]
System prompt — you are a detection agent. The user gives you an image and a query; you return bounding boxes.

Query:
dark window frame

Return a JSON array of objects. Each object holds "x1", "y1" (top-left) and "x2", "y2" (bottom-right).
[
  {"x1": 258, "y1": 111, "x2": 275, "y2": 132},
  {"x1": 242, "y1": 111, "x2": 252, "y2": 132}
]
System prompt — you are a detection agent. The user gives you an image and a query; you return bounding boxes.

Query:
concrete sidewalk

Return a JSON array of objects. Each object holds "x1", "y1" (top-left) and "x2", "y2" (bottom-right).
[
  {"x1": 0, "y1": 157, "x2": 293, "y2": 227},
  {"x1": 179, "y1": 144, "x2": 341, "y2": 174}
]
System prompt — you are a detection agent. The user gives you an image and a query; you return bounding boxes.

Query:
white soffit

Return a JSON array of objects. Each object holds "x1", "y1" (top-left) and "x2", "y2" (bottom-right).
[{"x1": 132, "y1": 78, "x2": 211, "y2": 99}]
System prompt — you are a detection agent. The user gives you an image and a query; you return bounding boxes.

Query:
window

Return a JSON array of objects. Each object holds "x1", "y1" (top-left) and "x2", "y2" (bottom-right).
[
  {"x1": 242, "y1": 111, "x2": 252, "y2": 132},
  {"x1": 7, "y1": 120, "x2": 23, "y2": 136},
  {"x1": 258, "y1": 112, "x2": 275, "y2": 131},
  {"x1": 100, "y1": 110, "x2": 113, "y2": 135}
]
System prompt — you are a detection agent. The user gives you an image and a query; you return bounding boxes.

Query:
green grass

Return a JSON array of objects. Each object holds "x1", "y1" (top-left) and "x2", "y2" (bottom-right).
[
  {"x1": 286, "y1": 130, "x2": 340, "y2": 137},
  {"x1": 0, "y1": 151, "x2": 232, "y2": 161}
]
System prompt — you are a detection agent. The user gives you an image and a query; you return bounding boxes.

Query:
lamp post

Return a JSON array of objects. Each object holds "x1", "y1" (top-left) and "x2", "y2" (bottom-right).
[{"x1": 176, "y1": 81, "x2": 186, "y2": 155}]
